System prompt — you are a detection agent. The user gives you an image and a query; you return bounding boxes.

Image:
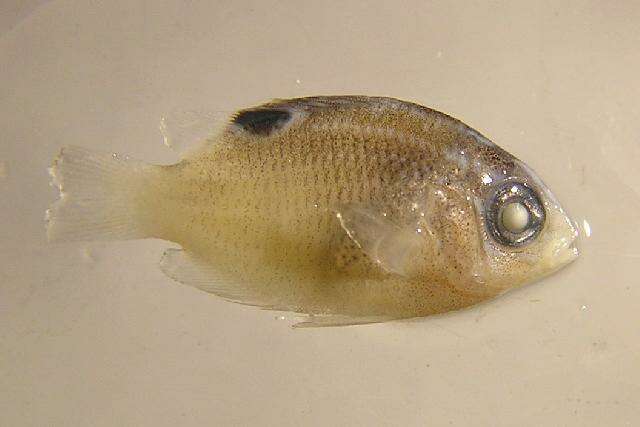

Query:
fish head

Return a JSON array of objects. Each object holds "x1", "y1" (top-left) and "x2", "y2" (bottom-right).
[
  {"x1": 418, "y1": 131, "x2": 579, "y2": 296},
  {"x1": 465, "y1": 153, "x2": 579, "y2": 294}
]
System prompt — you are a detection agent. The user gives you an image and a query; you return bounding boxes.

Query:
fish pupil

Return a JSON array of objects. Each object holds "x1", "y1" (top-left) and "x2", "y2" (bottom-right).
[
  {"x1": 233, "y1": 109, "x2": 291, "y2": 136},
  {"x1": 500, "y1": 202, "x2": 530, "y2": 233}
]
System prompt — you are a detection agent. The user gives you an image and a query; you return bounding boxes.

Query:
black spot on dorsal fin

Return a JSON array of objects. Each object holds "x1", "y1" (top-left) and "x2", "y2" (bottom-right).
[{"x1": 232, "y1": 109, "x2": 291, "y2": 136}]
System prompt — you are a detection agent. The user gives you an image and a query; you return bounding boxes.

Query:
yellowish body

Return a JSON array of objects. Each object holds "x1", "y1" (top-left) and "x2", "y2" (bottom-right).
[{"x1": 48, "y1": 97, "x2": 578, "y2": 326}]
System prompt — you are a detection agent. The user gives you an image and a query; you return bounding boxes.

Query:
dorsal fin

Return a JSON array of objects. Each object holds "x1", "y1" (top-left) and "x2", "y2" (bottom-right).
[
  {"x1": 159, "y1": 110, "x2": 229, "y2": 157},
  {"x1": 231, "y1": 109, "x2": 291, "y2": 136}
]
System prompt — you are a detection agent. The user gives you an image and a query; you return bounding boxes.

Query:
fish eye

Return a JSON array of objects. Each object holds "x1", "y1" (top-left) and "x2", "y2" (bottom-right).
[{"x1": 486, "y1": 181, "x2": 545, "y2": 247}]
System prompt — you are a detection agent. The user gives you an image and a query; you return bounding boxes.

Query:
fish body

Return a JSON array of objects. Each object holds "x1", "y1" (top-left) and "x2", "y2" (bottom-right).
[{"x1": 47, "y1": 96, "x2": 578, "y2": 326}]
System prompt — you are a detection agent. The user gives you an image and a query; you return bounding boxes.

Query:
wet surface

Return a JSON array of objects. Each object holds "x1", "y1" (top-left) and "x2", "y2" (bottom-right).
[{"x1": 1, "y1": 1, "x2": 639, "y2": 426}]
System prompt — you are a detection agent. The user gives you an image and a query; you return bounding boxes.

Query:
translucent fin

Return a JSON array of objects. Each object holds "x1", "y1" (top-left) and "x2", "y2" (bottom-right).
[
  {"x1": 333, "y1": 235, "x2": 379, "y2": 275},
  {"x1": 293, "y1": 314, "x2": 397, "y2": 328},
  {"x1": 46, "y1": 146, "x2": 151, "y2": 242},
  {"x1": 159, "y1": 110, "x2": 230, "y2": 157},
  {"x1": 159, "y1": 248, "x2": 270, "y2": 307},
  {"x1": 336, "y1": 205, "x2": 425, "y2": 276}
]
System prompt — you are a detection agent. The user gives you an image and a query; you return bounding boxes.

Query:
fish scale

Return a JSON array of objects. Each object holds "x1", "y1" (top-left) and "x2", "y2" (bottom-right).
[{"x1": 46, "y1": 96, "x2": 578, "y2": 326}]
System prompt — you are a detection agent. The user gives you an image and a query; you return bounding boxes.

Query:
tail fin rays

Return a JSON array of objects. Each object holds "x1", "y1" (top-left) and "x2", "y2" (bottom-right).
[{"x1": 46, "y1": 146, "x2": 151, "y2": 242}]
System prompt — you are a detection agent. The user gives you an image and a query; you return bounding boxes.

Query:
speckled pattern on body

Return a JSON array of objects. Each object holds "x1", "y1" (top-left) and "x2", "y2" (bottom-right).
[{"x1": 48, "y1": 96, "x2": 578, "y2": 326}]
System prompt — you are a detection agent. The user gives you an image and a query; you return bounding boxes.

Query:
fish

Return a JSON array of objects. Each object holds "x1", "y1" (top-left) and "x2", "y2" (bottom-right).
[{"x1": 46, "y1": 96, "x2": 578, "y2": 327}]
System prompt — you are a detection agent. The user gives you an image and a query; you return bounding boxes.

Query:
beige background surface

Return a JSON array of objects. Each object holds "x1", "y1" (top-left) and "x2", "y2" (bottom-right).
[{"x1": 1, "y1": 1, "x2": 639, "y2": 426}]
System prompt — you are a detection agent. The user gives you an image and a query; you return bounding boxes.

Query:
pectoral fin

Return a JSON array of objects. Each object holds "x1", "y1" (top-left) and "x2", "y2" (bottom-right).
[{"x1": 336, "y1": 205, "x2": 425, "y2": 277}]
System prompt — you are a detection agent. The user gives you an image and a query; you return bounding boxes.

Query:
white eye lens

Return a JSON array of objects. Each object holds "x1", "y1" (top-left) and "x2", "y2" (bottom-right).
[
  {"x1": 486, "y1": 181, "x2": 545, "y2": 247},
  {"x1": 500, "y1": 202, "x2": 529, "y2": 233}
]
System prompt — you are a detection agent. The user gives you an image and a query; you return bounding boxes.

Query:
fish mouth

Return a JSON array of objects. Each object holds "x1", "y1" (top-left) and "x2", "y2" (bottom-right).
[
  {"x1": 524, "y1": 236, "x2": 578, "y2": 287},
  {"x1": 551, "y1": 210, "x2": 580, "y2": 264},
  {"x1": 549, "y1": 228, "x2": 579, "y2": 272},
  {"x1": 558, "y1": 241, "x2": 579, "y2": 266}
]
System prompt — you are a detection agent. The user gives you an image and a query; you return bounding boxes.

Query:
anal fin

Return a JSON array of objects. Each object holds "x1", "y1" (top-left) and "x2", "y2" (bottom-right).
[
  {"x1": 162, "y1": 248, "x2": 406, "y2": 327},
  {"x1": 159, "y1": 248, "x2": 270, "y2": 308}
]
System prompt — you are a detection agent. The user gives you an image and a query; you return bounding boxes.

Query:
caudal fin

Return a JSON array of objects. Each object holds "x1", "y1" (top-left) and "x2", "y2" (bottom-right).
[{"x1": 46, "y1": 146, "x2": 152, "y2": 242}]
